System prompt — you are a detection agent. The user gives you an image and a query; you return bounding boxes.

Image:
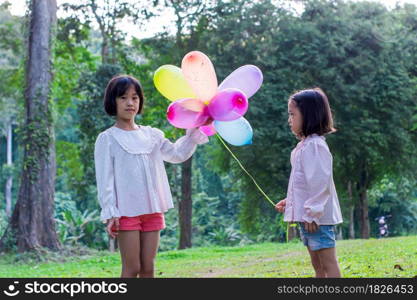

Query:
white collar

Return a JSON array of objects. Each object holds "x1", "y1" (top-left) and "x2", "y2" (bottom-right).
[{"x1": 107, "y1": 126, "x2": 158, "y2": 154}]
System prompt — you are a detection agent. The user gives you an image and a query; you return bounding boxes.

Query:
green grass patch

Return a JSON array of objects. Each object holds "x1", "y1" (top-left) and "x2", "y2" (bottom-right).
[{"x1": 0, "y1": 236, "x2": 416, "y2": 278}]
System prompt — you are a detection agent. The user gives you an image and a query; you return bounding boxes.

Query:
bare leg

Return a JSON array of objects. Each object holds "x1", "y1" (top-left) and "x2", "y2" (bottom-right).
[
  {"x1": 316, "y1": 247, "x2": 341, "y2": 278},
  {"x1": 307, "y1": 247, "x2": 326, "y2": 278},
  {"x1": 139, "y1": 230, "x2": 160, "y2": 278},
  {"x1": 118, "y1": 230, "x2": 141, "y2": 278}
]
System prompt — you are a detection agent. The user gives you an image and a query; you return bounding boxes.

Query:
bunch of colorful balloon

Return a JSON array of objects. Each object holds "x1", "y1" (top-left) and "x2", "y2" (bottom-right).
[
  {"x1": 153, "y1": 51, "x2": 263, "y2": 146},
  {"x1": 154, "y1": 51, "x2": 275, "y2": 208}
]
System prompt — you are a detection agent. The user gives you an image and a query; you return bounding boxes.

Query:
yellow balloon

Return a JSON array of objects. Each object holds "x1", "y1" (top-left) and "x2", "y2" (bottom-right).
[
  {"x1": 153, "y1": 65, "x2": 197, "y2": 101},
  {"x1": 182, "y1": 51, "x2": 218, "y2": 102}
]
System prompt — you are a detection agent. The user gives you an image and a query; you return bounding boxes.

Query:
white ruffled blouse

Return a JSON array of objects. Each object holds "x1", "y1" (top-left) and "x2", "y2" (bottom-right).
[
  {"x1": 94, "y1": 125, "x2": 209, "y2": 223},
  {"x1": 283, "y1": 134, "x2": 343, "y2": 225}
]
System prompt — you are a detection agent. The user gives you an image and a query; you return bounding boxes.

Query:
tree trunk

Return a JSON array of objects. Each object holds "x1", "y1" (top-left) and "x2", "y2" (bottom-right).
[
  {"x1": 101, "y1": 36, "x2": 110, "y2": 64},
  {"x1": 109, "y1": 237, "x2": 117, "y2": 252},
  {"x1": 179, "y1": 157, "x2": 192, "y2": 249},
  {"x1": 5, "y1": 123, "x2": 13, "y2": 218},
  {"x1": 287, "y1": 224, "x2": 298, "y2": 242},
  {"x1": 349, "y1": 205, "x2": 355, "y2": 239},
  {"x1": 0, "y1": 0, "x2": 59, "y2": 253},
  {"x1": 347, "y1": 181, "x2": 355, "y2": 239},
  {"x1": 359, "y1": 188, "x2": 370, "y2": 239},
  {"x1": 170, "y1": 0, "x2": 207, "y2": 251},
  {"x1": 337, "y1": 226, "x2": 343, "y2": 240},
  {"x1": 358, "y1": 165, "x2": 370, "y2": 239}
]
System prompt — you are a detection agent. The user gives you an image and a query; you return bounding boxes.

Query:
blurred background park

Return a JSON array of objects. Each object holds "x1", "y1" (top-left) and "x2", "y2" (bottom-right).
[{"x1": 0, "y1": 0, "x2": 416, "y2": 277}]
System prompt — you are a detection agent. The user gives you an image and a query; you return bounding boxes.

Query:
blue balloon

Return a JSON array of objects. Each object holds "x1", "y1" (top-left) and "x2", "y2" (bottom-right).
[{"x1": 214, "y1": 117, "x2": 253, "y2": 146}]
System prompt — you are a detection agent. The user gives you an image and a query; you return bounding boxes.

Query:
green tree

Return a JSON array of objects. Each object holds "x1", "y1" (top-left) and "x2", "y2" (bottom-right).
[
  {"x1": 0, "y1": 2, "x2": 24, "y2": 218},
  {"x1": 201, "y1": 0, "x2": 293, "y2": 240},
  {"x1": 201, "y1": 0, "x2": 417, "y2": 240},
  {"x1": 369, "y1": 176, "x2": 417, "y2": 237},
  {"x1": 0, "y1": 0, "x2": 60, "y2": 253},
  {"x1": 296, "y1": 0, "x2": 417, "y2": 238},
  {"x1": 52, "y1": 16, "x2": 99, "y2": 209},
  {"x1": 61, "y1": 0, "x2": 156, "y2": 64}
]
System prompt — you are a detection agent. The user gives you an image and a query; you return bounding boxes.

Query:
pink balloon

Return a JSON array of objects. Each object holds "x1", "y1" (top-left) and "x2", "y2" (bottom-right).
[
  {"x1": 207, "y1": 88, "x2": 248, "y2": 121},
  {"x1": 199, "y1": 122, "x2": 216, "y2": 136},
  {"x1": 167, "y1": 99, "x2": 209, "y2": 129},
  {"x1": 181, "y1": 51, "x2": 218, "y2": 102}
]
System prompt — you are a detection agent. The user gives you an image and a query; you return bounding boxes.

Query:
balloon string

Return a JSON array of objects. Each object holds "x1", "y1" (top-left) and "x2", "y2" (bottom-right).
[
  {"x1": 215, "y1": 134, "x2": 293, "y2": 243},
  {"x1": 215, "y1": 134, "x2": 275, "y2": 207}
]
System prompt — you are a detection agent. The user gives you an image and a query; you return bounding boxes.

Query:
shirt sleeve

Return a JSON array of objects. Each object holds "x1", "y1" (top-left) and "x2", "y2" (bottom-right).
[
  {"x1": 153, "y1": 128, "x2": 209, "y2": 164},
  {"x1": 300, "y1": 140, "x2": 332, "y2": 225},
  {"x1": 94, "y1": 132, "x2": 121, "y2": 223}
]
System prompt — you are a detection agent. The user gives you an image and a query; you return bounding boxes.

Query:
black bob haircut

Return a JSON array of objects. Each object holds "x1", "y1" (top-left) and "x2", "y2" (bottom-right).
[
  {"x1": 289, "y1": 87, "x2": 336, "y2": 137},
  {"x1": 104, "y1": 75, "x2": 144, "y2": 116}
]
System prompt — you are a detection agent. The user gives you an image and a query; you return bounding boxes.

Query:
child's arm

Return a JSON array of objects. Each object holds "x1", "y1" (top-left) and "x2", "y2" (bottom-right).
[
  {"x1": 154, "y1": 128, "x2": 209, "y2": 163},
  {"x1": 94, "y1": 132, "x2": 121, "y2": 224},
  {"x1": 300, "y1": 141, "x2": 332, "y2": 225}
]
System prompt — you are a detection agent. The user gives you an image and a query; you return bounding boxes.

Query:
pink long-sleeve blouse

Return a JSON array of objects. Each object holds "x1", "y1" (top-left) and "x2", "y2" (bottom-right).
[{"x1": 283, "y1": 134, "x2": 343, "y2": 225}]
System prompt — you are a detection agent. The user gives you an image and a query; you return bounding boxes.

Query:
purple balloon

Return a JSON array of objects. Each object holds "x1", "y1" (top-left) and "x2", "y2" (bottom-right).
[
  {"x1": 218, "y1": 65, "x2": 263, "y2": 98},
  {"x1": 207, "y1": 88, "x2": 248, "y2": 121},
  {"x1": 167, "y1": 98, "x2": 209, "y2": 129}
]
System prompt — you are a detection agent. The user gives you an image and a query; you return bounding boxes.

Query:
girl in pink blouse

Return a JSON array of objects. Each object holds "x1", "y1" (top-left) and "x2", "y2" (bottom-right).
[
  {"x1": 275, "y1": 88, "x2": 343, "y2": 278},
  {"x1": 94, "y1": 75, "x2": 208, "y2": 278}
]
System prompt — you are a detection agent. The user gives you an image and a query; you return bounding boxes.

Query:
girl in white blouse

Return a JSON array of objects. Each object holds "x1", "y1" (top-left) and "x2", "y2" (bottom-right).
[
  {"x1": 94, "y1": 75, "x2": 208, "y2": 278},
  {"x1": 275, "y1": 88, "x2": 343, "y2": 278}
]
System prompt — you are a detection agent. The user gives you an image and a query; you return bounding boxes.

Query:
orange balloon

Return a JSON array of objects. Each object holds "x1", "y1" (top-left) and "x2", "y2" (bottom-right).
[{"x1": 181, "y1": 51, "x2": 218, "y2": 102}]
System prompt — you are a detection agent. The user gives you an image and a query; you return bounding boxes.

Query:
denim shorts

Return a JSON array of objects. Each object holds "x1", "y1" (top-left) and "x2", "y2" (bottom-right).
[{"x1": 299, "y1": 223, "x2": 336, "y2": 251}]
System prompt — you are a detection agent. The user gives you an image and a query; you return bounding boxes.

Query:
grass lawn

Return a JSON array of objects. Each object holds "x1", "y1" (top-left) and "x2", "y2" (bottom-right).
[{"x1": 0, "y1": 236, "x2": 416, "y2": 278}]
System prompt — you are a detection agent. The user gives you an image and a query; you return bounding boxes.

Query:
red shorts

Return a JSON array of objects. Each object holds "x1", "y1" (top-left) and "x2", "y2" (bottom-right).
[{"x1": 113, "y1": 213, "x2": 165, "y2": 232}]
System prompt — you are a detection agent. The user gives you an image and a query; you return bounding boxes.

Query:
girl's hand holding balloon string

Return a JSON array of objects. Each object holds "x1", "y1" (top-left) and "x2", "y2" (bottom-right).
[
  {"x1": 186, "y1": 128, "x2": 209, "y2": 144},
  {"x1": 275, "y1": 199, "x2": 286, "y2": 213}
]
